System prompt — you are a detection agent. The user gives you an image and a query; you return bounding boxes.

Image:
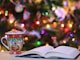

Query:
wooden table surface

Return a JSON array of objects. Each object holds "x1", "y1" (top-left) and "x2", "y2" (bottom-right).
[{"x1": 0, "y1": 51, "x2": 80, "y2": 60}]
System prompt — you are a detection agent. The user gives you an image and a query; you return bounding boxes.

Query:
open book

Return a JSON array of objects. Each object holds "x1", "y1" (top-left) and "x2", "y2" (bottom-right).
[{"x1": 17, "y1": 45, "x2": 80, "y2": 59}]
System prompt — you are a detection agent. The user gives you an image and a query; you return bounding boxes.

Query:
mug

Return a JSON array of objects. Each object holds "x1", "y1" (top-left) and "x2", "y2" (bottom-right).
[{"x1": 1, "y1": 30, "x2": 24, "y2": 54}]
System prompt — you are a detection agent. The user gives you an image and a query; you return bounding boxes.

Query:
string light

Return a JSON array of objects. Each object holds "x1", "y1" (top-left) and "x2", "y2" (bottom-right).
[
  {"x1": 46, "y1": 24, "x2": 50, "y2": 28},
  {"x1": 69, "y1": 23, "x2": 73, "y2": 28},
  {"x1": 36, "y1": 21, "x2": 40, "y2": 25},
  {"x1": 70, "y1": 33, "x2": 74, "y2": 37},
  {"x1": 40, "y1": 29, "x2": 45, "y2": 35},
  {"x1": 52, "y1": 6, "x2": 56, "y2": 11},
  {"x1": 45, "y1": 12, "x2": 48, "y2": 16},
  {"x1": 45, "y1": 42, "x2": 49, "y2": 46},
  {"x1": 1, "y1": 50, "x2": 4, "y2": 52},
  {"x1": 51, "y1": 22, "x2": 57, "y2": 28},
  {"x1": 63, "y1": 40, "x2": 67, "y2": 43},
  {"x1": 5, "y1": 35, "x2": 7, "y2": 38},
  {"x1": 72, "y1": 38, "x2": 75, "y2": 42},
  {"x1": 5, "y1": 10, "x2": 8, "y2": 16},
  {"x1": 21, "y1": 24, "x2": 25, "y2": 28},
  {"x1": 43, "y1": 20, "x2": 47, "y2": 24},
  {"x1": 64, "y1": 28, "x2": 70, "y2": 33},
  {"x1": 63, "y1": 0, "x2": 68, "y2": 7},
  {"x1": 0, "y1": 11, "x2": 1, "y2": 15},
  {"x1": 0, "y1": 10, "x2": 4, "y2": 15},
  {"x1": 8, "y1": 20, "x2": 14, "y2": 24},
  {"x1": 24, "y1": 37, "x2": 29, "y2": 41},
  {"x1": 73, "y1": 30, "x2": 76, "y2": 33},
  {"x1": 61, "y1": 23, "x2": 65, "y2": 28},
  {"x1": 36, "y1": 41, "x2": 42, "y2": 46},
  {"x1": 67, "y1": 20, "x2": 73, "y2": 28}
]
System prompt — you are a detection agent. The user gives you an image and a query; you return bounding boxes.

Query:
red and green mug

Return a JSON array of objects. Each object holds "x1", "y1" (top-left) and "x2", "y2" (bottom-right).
[{"x1": 1, "y1": 30, "x2": 25, "y2": 54}]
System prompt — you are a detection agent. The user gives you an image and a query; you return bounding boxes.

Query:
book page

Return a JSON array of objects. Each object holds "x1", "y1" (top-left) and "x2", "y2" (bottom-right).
[
  {"x1": 53, "y1": 46, "x2": 80, "y2": 58},
  {"x1": 45, "y1": 46, "x2": 80, "y2": 59},
  {"x1": 17, "y1": 45, "x2": 54, "y2": 57}
]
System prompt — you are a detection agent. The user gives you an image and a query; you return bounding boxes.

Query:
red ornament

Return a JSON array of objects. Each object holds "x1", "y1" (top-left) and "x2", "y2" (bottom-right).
[{"x1": 64, "y1": 28, "x2": 70, "y2": 33}]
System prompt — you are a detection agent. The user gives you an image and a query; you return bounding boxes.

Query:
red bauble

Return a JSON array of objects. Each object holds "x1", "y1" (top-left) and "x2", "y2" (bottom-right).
[{"x1": 64, "y1": 28, "x2": 70, "y2": 33}]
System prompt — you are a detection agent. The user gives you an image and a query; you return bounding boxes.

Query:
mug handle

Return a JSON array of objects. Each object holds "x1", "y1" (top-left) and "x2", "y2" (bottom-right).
[{"x1": 1, "y1": 37, "x2": 9, "y2": 50}]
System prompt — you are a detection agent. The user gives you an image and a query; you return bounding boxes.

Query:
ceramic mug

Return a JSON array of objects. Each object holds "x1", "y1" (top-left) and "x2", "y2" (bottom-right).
[{"x1": 1, "y1": 30, "x2": 24, "y2": 54}]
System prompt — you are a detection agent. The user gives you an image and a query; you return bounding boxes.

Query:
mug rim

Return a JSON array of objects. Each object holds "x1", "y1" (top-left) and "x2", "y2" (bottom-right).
[{"x1": 5, "y1": 31, "x2": 25, "y2": 35}]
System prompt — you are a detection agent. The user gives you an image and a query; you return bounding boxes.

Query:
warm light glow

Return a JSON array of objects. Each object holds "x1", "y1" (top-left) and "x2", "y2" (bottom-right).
[
  {"x1": 36, "y1": 21, "x2": 40, "y2": 25},
  {"x1": 73, "y1": 30, "x2": 76, "y2": 33},
  {"x1": 72, "y1": 38, "x2": 75, "y2": 42},
  {"x1": 0, "y1": 10, "x2": 4, "y2": 15},
  {"x1": 5, "y1": 35, "x2": 7, "y2": 38},
  {"x1": 1, "y1": 50, "x2": 4, "y2": 52},
  {"x1": 45, "y1": 43, "x2": 49, "y2": 46},
  {"x1": 43, "y1": 20, "x2": 47, "y2": 24},
  {"x1": 34, "y1": 0, "x2": 42, "y2": 4},
  {"x1": 61, "y1": 23, "x2": 64, "y2": 28},
  {"x1": 0, "y1": 12, "x2": 1, "y2": 15},
  {"x1": 51, "y1": 22, "x2": 57, "y2": 28},
  {"x1": 9, "y1": 20, "x2": 14, "y2": 24},
  {"x1": 21, "y1": 24, "x2": 25, "y2": 28},
  {"x1": 11, "y1": 29, "x2": 17, "y2": 32},
  {"x1": 52, "y1": 6, "x2": 56, "y2": 11},
  {"x1": 46, "y1": 24, "x2": 50, "y2": 28},
  {"x1": 5, "y1": 13, "x2": 8, "y2": 16},
  {"x1": 67, "y1": 20, "x2": 73, "y2": 28},
  {"x1": 5, "y1": 10, "x2": 8, "y2": 16},
  {"x1": 24, "y1": 37, "x2": 29, "y2": 41},
  {"x1": 63, "y1": 40, "x2": 66, "y2": 43},
  {"x1": 69, "y1": 23, "x2": 73, "y2": 28}
]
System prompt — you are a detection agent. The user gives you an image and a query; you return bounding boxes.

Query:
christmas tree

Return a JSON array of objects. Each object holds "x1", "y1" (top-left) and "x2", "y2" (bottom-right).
[{"x1": 0, "y1": 0, "x2": 80, "y2": 51}]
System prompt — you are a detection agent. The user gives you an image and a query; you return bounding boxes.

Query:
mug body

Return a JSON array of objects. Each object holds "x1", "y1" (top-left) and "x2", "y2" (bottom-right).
[{"x1": 6, "y1": 34, "x2": 24, "y2": 54}]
